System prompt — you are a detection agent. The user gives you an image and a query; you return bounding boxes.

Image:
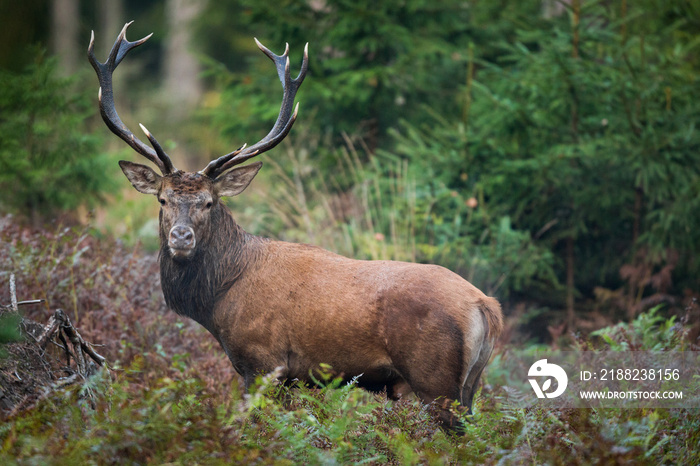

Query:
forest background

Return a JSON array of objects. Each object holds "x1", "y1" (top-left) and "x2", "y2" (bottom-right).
[{"x1": 0, "y1": 0, "x2": 698, "y2": 463}]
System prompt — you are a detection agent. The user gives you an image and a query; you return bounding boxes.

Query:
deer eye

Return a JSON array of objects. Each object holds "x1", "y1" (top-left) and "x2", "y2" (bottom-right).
[
  {"x1": 159, "y1": 198, "x2": 166, "y2": 206},
  {"x1": 205, "y1": 201, "x2": 213, "y2": 209}
]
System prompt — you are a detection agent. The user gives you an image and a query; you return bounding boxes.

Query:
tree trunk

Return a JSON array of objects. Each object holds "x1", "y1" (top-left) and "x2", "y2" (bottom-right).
[
  {"x1": 571, "y1": 0, "x2": 580, "y2": 59},
  {"x1": 542, "y1": 0, "x2": 571, "y2": 19},
  {"x1": 566, "y1": 236, "x2": 575, "y2": 330},
  {"x1": 566, "y1": 0, "x2": 580, "y2": 331},
  {"x1": 164, "y1": 0, "x2": 205, "y2": 117},
  {"x1": 51, "y1": 0, "x2": 80, "y2": 75},
  {"x1": 99, "y1": 0, "x2": 125, "y2": 53},
  {"x1": 632, "y1": 186, "x2": 643, "y2": 244}
]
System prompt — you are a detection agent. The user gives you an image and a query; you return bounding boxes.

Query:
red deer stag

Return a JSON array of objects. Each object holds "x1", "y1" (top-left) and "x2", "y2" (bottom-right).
[{"x1": 88, "y1": 22, "x2": 502, "y2": 429}]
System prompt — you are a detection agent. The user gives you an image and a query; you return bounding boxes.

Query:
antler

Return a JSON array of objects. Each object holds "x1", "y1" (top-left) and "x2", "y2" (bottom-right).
[
  {"x1": 88, "y1": 21, "x2": 177, "y2": 175},
  {"x1": 200, "y1": 39, "x2": 309, "y2": 179}
]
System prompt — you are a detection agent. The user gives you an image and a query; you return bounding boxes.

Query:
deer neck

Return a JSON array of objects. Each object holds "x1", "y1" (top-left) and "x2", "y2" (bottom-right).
[{"x1": 158, "y1": 205, "x2": 261, "y2": 331}]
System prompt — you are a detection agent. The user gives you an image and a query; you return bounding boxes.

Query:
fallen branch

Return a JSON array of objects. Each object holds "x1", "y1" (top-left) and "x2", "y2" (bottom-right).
[
  {"x1": 35, "y1": 308, "x2": 106, "y2": 378},
  {"x1": 1, "y1": 276, "x2": 108, "y2": 419},
  {"x1": 9, "y1": 273, "x2": 17, "y2": 312}
]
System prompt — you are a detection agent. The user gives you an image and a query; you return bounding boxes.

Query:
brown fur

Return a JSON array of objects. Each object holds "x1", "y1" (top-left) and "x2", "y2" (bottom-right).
[{"x1": 120, "y1": 163, "x2": 503, "y2": 430}]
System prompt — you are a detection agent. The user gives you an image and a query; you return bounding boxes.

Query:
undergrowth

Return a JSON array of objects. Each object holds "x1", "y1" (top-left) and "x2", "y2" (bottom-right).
[
  {"x1": 1, "y1": 218, "x2": 698, "y2": 465},
  {"x1": 1, "y1": 357, "x2": 697, "y2": 464}
]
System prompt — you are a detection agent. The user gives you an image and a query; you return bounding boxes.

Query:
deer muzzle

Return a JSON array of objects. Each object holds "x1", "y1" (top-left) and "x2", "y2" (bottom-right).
[{"x1": 168, "y1": 225, "x2": 196, "y2": 258}]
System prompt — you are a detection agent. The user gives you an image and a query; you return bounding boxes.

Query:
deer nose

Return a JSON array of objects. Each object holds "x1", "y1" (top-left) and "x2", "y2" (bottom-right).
[{"x1": 169, "y1": 225, "x2": 195, "y2": 250}]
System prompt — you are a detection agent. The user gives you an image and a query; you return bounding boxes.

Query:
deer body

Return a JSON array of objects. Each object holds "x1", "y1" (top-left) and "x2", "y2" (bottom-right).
[
  {"x1": 89, "y1": 23, "x2": 502, "y2": 429},
  {"x1": 162, "y1": 199, "x2": 501, "y2": 424}
]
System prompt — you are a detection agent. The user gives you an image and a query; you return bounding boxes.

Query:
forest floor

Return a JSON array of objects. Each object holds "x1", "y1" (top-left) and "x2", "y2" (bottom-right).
[{"x1": 0, "y1": 217, "x2": 698, "y2": 464}]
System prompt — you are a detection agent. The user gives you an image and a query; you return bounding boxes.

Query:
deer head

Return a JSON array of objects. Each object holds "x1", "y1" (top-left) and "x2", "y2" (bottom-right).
[{"x1": 88, "y1": 22, "x2": 308, "y2": 260}]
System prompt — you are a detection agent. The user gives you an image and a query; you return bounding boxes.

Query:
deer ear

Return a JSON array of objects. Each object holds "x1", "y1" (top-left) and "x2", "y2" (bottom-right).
[
  {"x1": 119, "y1": 160, "x2": 162, "y2": 195},
  {"x1": 214, "y1": 162, "x2": 263, "y2": 197}
]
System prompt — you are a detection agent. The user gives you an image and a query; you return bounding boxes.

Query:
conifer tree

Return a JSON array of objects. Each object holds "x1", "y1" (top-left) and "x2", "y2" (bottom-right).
[{"x1": 0, "y1": 52, "x2": 117, "y2": 223}]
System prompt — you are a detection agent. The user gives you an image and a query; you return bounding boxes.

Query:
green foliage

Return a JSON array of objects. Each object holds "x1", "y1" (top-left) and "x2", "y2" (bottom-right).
[
  {"x1": 228, "y1": 123, "x2": 557, "y2": 299},
  {"x1": 195, "y1": 0, "x2": 699, "y2": 306},
  {"x1": 591, "y1": 305, "x2": 683, "y2": 351},
  {"x1": 0, "y1": 312, "x2": 22, "y2": 358},
  {"x1": 0, "y1": 313, "x2": 21, "y2": 343},
  {"x1": 2, "y1": 321, "x2": 699, "y2": 464},
  {"x1": 198, "y1": 0, "x2": 519, "y2": 151},
  {"x1": 387, "y1": 113, "x2": 561, "y2": 297},
  {"x1": 386, "y1": 0, "x2": 700, "y2": 306},
  {"x1": 2, "y1": 3, "x2": 699, "y2": 463},
  {"x1": 0, "y1": 50, "x2": 117, "y2": 220},
  {"x1": 476, "y1": 0, "x2": 700, "y2": 253},
  {"x1": 1, "y1": 204, "x2": 699, "y2": 465}
]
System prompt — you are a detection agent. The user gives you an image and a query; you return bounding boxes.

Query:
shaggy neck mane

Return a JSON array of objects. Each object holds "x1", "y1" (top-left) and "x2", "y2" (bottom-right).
[{"x1": 159, "y1": 205, "x2": 258, "y2": 331}]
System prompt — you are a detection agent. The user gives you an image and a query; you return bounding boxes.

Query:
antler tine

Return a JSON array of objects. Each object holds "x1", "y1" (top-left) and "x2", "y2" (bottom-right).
[
  {"x1": 200, "y1": 40, "x2": 309, "y2": 179},
  {"x1": 88, "y1": 22, "x2": 177, "y2": 175},
  {"x1": 197, "y1": 144, "x2": 249, "y2": 176},
  {"x1": 139, "y1": 124, "x2": 176, "y2": 174}
]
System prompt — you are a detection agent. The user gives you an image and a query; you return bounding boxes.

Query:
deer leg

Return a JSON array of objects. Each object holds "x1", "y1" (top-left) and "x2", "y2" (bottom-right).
[
  {"x1": 386, "y1": 313, "x2": 467, "y2": 431},
  {"x1": 460, "y1": 312, "x2": 495, "y2": 415},
  {"x1": 461, "y1": 340, "x2": 493, "y2": 415}
]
